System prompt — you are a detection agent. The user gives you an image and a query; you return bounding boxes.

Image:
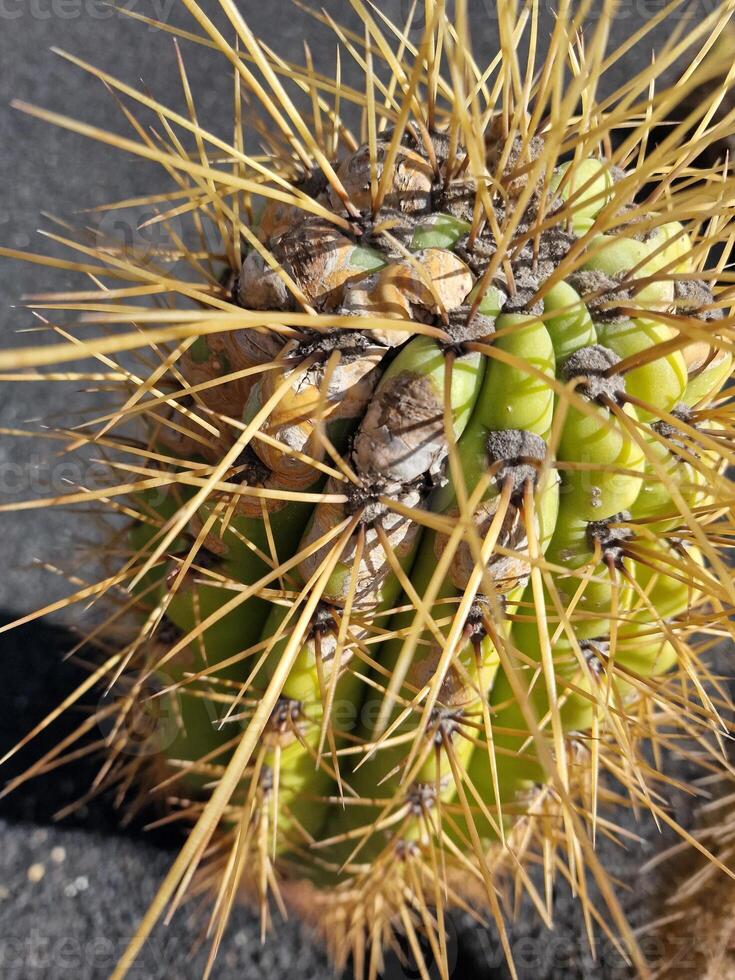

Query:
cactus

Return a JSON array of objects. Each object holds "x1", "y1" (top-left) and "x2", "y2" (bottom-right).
[{"x1": 2, "y1": 3, "x2": 735, "y2": 979}]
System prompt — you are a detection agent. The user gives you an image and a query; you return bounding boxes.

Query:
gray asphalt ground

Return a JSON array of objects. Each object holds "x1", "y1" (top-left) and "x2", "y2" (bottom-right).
[{"x1": 0, "y1": 3, "x2": 728, "y2": 977}]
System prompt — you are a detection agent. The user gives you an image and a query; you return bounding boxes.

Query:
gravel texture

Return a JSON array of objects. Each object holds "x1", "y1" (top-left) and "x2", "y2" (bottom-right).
[{"x1": 0, "y1": 817, "x2": 335, "y2": 980}]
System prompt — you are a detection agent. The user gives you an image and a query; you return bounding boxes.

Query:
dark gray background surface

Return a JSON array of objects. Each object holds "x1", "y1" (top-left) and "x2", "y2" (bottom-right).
[{"x1": 0, "y1": 3, "x2": 724, "y2": 977}]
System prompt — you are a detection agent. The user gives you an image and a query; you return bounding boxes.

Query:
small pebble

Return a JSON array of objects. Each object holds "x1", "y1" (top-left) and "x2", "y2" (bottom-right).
[
  {"x1": 64, "y1": 875, "x2": 90, "y2": 898},
  {"x1": 27, "y1": 863, "x2": 45, "y2": 883},
  {"x1": 50, "y1": 846, "x2": 66, "y2": 864}
]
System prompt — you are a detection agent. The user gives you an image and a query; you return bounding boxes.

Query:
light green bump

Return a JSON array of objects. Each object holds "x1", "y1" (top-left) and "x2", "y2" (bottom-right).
[
  {"x1": 410, "y1": 212, "x2": 471, "y2": 251},
  {"x1": 550, "y1": 158, "x2": 613, "y2": 234}
]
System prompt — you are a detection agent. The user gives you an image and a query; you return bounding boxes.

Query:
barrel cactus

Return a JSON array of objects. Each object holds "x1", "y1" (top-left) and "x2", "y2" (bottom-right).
[{"x1": 2, "y1": 2, "x2": 735, "y2": 978}]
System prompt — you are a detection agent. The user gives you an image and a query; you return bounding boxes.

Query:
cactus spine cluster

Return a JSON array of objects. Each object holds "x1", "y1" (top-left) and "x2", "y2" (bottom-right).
[{"x1": 2, "y1": 2, "x2": 735, "y2": 978}]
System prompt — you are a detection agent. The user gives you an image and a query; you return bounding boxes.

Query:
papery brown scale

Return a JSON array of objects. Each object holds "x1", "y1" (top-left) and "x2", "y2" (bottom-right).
[
  {"x1": 298, "y1": 485, "x2": 423, "y2": 607},
  {"x1": 239, "y1": 218, "x2": 365, "y2": 312},
  {"x1": 352, "y1": 370, "x2": 449, "y2": 487},
  {"x1": 179, "y1": 341, "x2": 251, "y2": 420},
  {"x1": 330, "y1": 141, "x2": 434, "y2": 215},
  {"x1": 434, "y1": 497, "x2": 531, "y2": 594},
  {"x1": 248, "y1": 346, "x2": 385, "y2": 482}
]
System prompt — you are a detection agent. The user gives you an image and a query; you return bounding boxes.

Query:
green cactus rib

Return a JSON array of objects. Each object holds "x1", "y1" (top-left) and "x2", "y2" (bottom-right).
[
  {"x1": 237, "y1": 331, "x2": 488, "y2": 859},
  {"x1": 321, "y1": 310, "x2": 559, "y2": 860},
  {"x1": 314, "y1": 217, "x2": 726, "y2": 866},
  {"x1": 128, "y1": 486, "x2": 270, "y2": 783},
  {"x1": 129, "y1": 360, "x2": 380, "y2": 788}
]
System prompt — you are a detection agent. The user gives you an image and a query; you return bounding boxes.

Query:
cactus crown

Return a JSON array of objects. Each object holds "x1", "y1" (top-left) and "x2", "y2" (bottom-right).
[{"x1": 2, "y1": 3, "x2": 735, "y2": 979}]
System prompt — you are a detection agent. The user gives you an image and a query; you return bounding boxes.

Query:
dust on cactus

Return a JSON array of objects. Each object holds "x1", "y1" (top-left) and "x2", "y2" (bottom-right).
[{"x1": 1, "y1": 1, "x2": 735, "y2": 978}]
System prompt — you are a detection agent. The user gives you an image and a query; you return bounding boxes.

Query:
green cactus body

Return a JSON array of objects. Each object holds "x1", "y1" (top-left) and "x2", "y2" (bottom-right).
[{"x1": 139, "y1": 153, "x2": 724, "y2": 906}]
